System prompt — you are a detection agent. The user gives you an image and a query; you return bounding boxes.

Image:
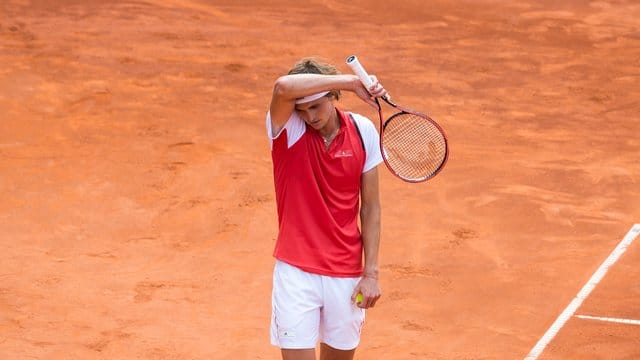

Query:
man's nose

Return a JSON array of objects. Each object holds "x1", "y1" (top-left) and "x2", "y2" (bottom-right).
[{"x1": 301, "y1": 110, "x2": 314, "y2": 122}]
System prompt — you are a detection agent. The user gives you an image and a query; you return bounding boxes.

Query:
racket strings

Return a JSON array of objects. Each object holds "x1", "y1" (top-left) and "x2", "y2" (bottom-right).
[{"x1": 382, "y1": 113, "x2": 447, "y2": 181}]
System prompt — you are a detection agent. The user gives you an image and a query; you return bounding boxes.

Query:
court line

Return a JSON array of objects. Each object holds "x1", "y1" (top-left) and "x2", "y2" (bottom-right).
[
  {"x1": 575, "y1": 314, "x2": 640, "y2": 326},
  {"x1": 524, "y1": 223, "x2": 640, "y2": 360}
]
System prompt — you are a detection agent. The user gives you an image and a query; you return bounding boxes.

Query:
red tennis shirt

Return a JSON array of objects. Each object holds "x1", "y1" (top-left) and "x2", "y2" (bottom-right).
[{"x1": 267, "y1": 108, "x2": 380, "y2": 277}]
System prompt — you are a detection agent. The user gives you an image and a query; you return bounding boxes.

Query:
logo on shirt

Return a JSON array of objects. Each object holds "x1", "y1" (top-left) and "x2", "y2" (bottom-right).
[{"x1": 334, "y1": 149, "x2": 354, "y2": 158}]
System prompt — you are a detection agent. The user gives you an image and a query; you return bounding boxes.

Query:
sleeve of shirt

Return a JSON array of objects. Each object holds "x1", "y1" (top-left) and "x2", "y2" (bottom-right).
[
  {"x1": 266, "y1": 111, "x2": 306, "y2": 149},
  {"x1": 351, "y1": 113, "x2": 383, "y2": 173}
]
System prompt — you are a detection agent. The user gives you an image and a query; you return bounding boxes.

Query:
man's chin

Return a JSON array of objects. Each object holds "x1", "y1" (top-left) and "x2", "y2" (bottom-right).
[{"x1": 308, "y1": 121, "x2": 322, "y2": 129}]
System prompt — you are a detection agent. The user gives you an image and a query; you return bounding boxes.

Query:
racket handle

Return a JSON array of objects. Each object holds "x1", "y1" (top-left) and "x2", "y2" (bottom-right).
[
  {"x1": 346, "y1": 55, "x2": 389, "y2": 100},
  {"x1": 346, "y1": 55, "x2": 375, "y2": 89}
]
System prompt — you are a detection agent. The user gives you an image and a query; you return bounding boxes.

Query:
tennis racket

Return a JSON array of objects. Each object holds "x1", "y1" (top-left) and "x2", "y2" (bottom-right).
[{"x1": 346, "y1": 55, "x2": 448, "y2": 183}]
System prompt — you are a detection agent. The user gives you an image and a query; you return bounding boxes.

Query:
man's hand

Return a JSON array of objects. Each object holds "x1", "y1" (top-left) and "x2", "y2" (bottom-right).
[
  {"x1": 353, "y1": 75, "x2": 389, "y2": 109},
  {"x1": 351, "y1": 275, "x2": 381, "y2": 309}
]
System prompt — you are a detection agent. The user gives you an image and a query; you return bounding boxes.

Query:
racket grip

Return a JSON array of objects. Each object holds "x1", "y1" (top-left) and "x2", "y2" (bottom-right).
[
  {"x1": 346, "y1": 55, "x2": 375, "y2": 89},
  {"x1": 346, "y1": 55, "x2": 390, "y2": 101}
]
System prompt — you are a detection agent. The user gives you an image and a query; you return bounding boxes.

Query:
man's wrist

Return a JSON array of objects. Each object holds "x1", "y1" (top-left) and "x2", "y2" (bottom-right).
[
  {"x1": 362, "y1": 268, "x2": 379, "y2": 279},
  {"x1": 349, "y1": 74, "x2": 362, "y2": 91}
]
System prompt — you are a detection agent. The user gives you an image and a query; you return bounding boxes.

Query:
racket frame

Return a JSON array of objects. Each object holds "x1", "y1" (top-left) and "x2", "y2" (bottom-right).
[
  {"x1": 375, "y1": 96, "x2": 449, "y2": 182},
  {"x1": 346, "y1": 55, "x2": 449, "y2": 183}
]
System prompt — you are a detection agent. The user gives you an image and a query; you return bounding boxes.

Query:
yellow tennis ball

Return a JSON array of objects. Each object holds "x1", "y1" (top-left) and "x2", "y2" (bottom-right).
[{"x1": 356, "y1": 293, "x2": 363, "y2": 303}]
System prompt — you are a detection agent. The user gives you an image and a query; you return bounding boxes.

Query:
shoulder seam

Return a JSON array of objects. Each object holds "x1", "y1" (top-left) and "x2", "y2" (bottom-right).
[{"x1": 348, "y1": 112, "x2": 366, "y2": 152}]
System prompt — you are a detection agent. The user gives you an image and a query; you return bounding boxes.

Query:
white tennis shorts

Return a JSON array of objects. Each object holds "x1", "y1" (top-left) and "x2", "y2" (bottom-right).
[{"x1": 270, "y1": 260, "x2": 365, "y2": 350}]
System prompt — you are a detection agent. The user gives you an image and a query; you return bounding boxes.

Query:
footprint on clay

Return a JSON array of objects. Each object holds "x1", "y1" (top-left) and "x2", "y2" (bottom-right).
[
  {"x1": 133, "y1": 281, "x2": 165, "y2": 303},
  {"x1": 402, "y1": 320, "x2": 434, "y2": 332}
]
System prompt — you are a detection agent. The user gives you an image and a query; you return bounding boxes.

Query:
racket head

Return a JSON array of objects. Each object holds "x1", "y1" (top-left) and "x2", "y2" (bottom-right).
[{"x1": 379, "y1": 106, "x2": 448, "y2": 183}]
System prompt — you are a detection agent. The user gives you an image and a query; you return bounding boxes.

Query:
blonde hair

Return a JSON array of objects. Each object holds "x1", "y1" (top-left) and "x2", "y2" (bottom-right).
[{"x1": 287, "y1": 57, "x2": 341, "y2": 101}]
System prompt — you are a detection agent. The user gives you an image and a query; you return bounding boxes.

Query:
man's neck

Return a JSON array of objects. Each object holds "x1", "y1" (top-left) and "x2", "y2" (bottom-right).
[{"x1": 319, "y1": 110, "x2": 340, "y2": 138}]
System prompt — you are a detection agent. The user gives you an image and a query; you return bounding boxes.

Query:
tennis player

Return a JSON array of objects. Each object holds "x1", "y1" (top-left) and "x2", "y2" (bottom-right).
[{"x1": 266, "y1": 57, "x2": 387, "y2": 360}]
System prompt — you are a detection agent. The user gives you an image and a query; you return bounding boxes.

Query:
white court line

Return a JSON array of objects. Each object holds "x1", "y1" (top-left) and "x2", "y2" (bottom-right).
[
  {"x1": 524, "y1": 224, "x2": 640, "y2": 360},
  {"x1": 575, "y1": 314, "x2": 640, "y2": 326}
]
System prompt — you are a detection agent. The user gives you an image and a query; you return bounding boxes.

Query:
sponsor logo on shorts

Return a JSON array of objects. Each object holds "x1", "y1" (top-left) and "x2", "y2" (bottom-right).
[{"x1": 279, "y1": 330, "x2": 296, "y2": 339}]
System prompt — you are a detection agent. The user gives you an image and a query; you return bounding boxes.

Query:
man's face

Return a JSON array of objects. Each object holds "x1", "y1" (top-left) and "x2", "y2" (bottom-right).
[{"x1": 294, "y1": 96, "x2": 334, "y2": 131}]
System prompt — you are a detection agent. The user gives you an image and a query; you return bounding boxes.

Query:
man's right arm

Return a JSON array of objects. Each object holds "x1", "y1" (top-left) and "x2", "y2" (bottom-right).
[{"x1": 269, "y1": 74, "x2": 374, "y2": 137}]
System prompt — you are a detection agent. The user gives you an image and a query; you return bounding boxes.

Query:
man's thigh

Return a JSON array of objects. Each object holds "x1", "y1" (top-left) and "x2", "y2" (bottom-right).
[
  {"x1": 271, "y1": 261, "x2": 323, "y2": 349},
  {"x1": 319, "y1": 274, "x2": 365, "y2": 351}
]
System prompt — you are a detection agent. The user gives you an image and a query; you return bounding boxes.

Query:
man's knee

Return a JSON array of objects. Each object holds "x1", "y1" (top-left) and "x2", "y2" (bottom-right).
[
  {"x1": 281, "y1": 348, "x2": 316, "y2": 360},
  {"x1": 319, "y1": 343, "x2": 356, "y2": 360}
]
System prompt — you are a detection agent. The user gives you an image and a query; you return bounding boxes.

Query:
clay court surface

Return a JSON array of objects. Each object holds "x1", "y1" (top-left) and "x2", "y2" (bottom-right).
[{"x1": 2, "y1": 0, "x2": 640, "y2": 359}]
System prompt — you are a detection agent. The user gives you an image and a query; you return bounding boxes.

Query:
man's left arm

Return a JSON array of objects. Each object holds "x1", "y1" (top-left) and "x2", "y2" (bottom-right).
[{"x1": 352, "y1": 167, "x2": 382, "y2": 309}]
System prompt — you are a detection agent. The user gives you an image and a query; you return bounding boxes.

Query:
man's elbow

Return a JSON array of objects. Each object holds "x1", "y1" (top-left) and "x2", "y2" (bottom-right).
[
  {"x1": 273, "y1": 76, "x2": 293, "y2": 98},
  {"x1": 360, "y1": 202, "x2": 381, "y2": 219}
]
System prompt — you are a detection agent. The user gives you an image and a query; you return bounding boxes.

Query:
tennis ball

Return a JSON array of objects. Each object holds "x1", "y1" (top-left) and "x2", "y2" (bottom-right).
[{"x1": 356, "y1": 293, "x2": 363, "y2": 303}]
